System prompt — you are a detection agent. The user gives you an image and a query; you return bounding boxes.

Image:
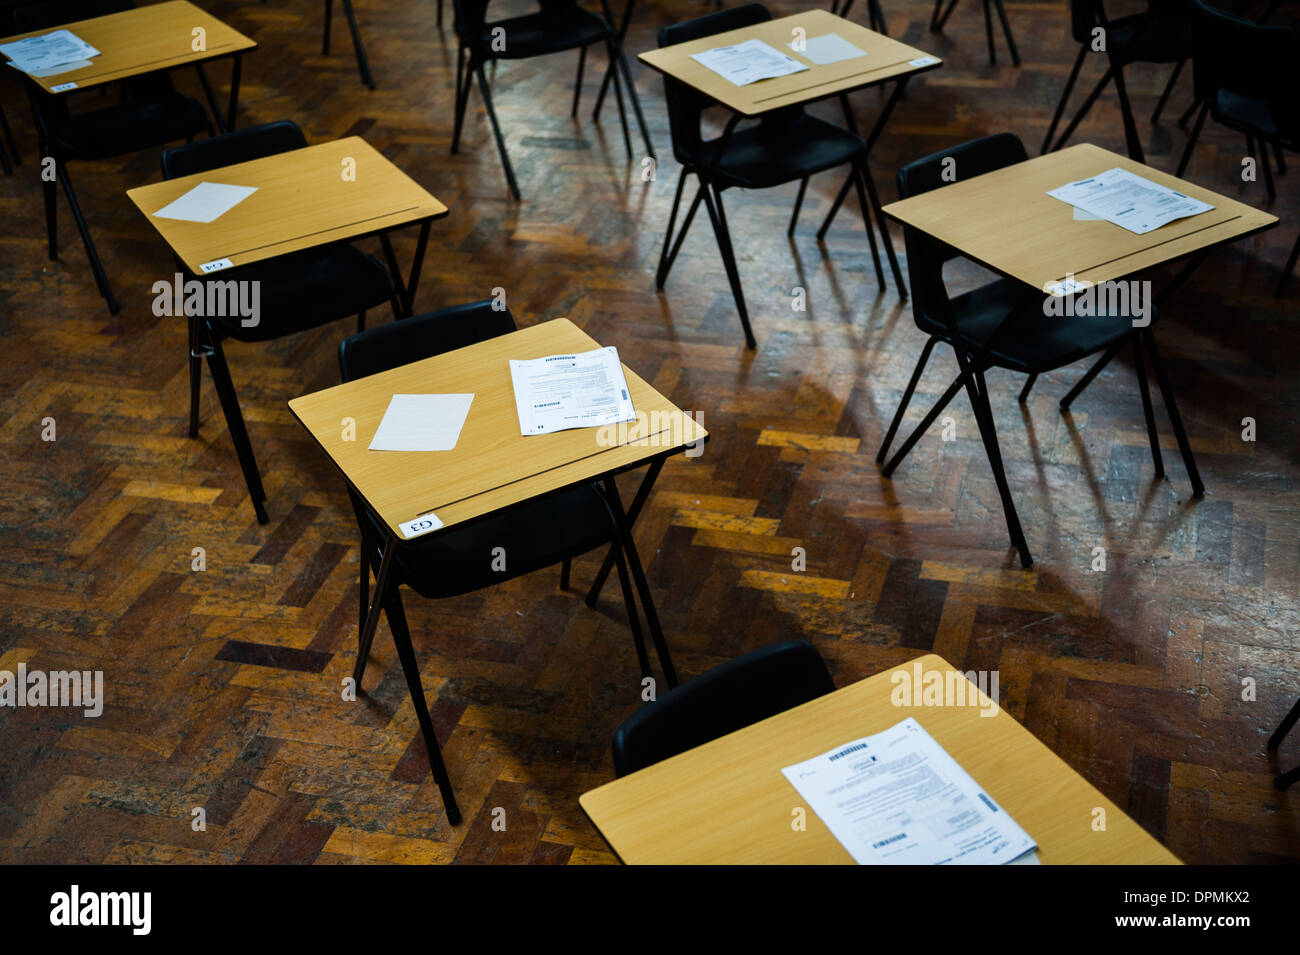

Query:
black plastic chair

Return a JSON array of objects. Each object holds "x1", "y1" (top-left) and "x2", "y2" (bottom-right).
[
  {"x1": 879, "y1": 133, "x2": 1192, "y2": 568},
  {"x1": 450, "y1": 0, "x2": 653, "y2": 199},
  {"x1": 829, "y1": 0, "x2": 888, "y2": 35},
  {"x1": 1042, "y1": 0, "x2": 1194, "y2": 162},
  {"x1": 160, "y1": 120, "x2": 397, "y2": 525},
  {"x1": 1177, "y1": 2, "x2": 1296, "y2": 191},
  {"x1": 323, "y1": 0, "x2": 376, "y2": 88},
  {"x1": 654, "y1": 3, "x2": 900, "y2": 350},
  {"x1": 338, "y1": 301, "x2": 677, "y2": 823},
  {"x1": 611, "y1": 640, "x2": 835, "y2": 776},
  {"x1": 15, "y1": 0, "x2": 215, "y2": 313},
  {"x1": 1176, "y1": 2, "x2": 1297, "y2": 294},
  {"x1": 1268, "y1": 694, "x2": 1300, "y2": 790},
  {"x1": 928, "y1": 0, "x2": 1019, "y2": 66}
]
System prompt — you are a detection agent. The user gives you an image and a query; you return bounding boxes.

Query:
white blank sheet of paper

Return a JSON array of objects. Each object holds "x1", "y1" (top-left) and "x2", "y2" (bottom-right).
[
  {"x1": 368, "y1": 394, "x2": 474, "y2": 452},
  {"x1": 152, "y1": 182, "x2": 259, "y2": 224},
  {"x1": 793, "y1": 33, "x2": 867, "y2": 65}
]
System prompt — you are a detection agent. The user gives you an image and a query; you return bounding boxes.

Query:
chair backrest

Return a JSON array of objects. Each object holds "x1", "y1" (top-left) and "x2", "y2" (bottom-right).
[
  {"x1": 658, "y1": 3, "x2": 771, "y2": 167},
  {"x1": 1188, "y1": 0, "x2": 1299, "y2": 138},
  {"x1": 161, "y1": 120, "x2": 307, "y2": 179},
  {"x1": 1069, "y1": 0, "x2": 1191, "y2": 47},
  {"x1": 611, "y1": 640, "x2": 835, "y2": 776},
  {"x1": 337, "y1": 300, "x2": 517, "y2": 384},
  {"x1": 894, "y1": 132, "x2": 1028, "y2": 321},
  {"x1": 12, "y1": 0, "x2": 133, "y2": 31},
  {"x1": 451, "y1": 0, "x2": 490, "y2": 49}
]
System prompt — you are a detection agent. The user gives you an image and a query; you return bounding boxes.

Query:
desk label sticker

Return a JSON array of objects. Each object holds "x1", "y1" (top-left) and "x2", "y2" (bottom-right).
[
  {"x1": 399, "y1": 513, "x2": 444, "y2": 539},
  {"x1": 909, "y1": 56, "x2": 939, "y2": 67},
  {"x1": 1046, "y1": 277, "x2": 1090, "y2": 296},
  {"x1": 198, "y1": 258, "x2": 233, "y2": 274},
  {"x1": 50, "y1": 82, "x2": 78, "y2": 92}
]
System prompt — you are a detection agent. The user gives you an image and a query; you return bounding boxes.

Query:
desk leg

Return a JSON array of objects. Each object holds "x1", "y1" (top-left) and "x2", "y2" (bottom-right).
[
  {"x1": 379, "y1": 220, "x2": 431, "y2": 317},
  {"x1": 353, "y1": 531, "x2": 396, "y2": 687},
  {"x1": 602, "y1": 473, "x2": 678, "y2": 688},
  {"x1": 227, "y1": 54, "x2": 242, "y2": 132},
  {"x1": 587, "y1": 457, "x2": 663, "y2": 606},
  {"x1": 817, "y1": 78, "x2": 907, "y2": 246},
  {"x1": 836, "y1": 92, "x2": 905, "y2": 294},
  {"x1": 195, "y1": 63, "x2": 227, "y2": 134}
]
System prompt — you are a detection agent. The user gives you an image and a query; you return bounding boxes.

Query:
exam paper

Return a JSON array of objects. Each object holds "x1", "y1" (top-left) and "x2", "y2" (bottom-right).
[
  {"x1": 153, "y1": 182, "x2": 259, "y2": 223},
  {"x1": 1047, "y1": 167, "x2": 1213, "y2": 235},
  {"x1": 781, "y1": 717, "x2": 1037, "y2": 865},
  {"x1": 690, "y1": 38, "x2": 808, "y2": 87},
  {"x1": 509, "y1": 346, "x2": 636, "y2": 436},
  {"x1": 0, "y1": 30, "x2": 98, "y2": 74},
  {"x1": 793, "y1": 33, "x2": 867, "y2": 66},
  {"x1": 368, "y1": 394, "x2": 474, "y2": 452}
]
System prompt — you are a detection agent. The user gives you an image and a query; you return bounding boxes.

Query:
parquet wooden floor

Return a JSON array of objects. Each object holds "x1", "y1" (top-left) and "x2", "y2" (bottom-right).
[{"x1": 0, "y1": 0, "x2": 1297, "y2": 865}]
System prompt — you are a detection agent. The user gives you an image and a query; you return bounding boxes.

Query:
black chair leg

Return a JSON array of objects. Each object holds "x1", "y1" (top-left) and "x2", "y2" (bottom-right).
[
  {"x1": 205, "y1": 337, "x2": 269, "y2": 524},
  {"x1": 1151, "y1": 59, "x2": 1185, "y2": 124},
  {"x1": 858, "y1": 159, "x2": 906, "y2": 296},
  {"x1": 610, "y1": 541, "x2": 652, "y2": 680},
  {"x1": 1017, "y1": 372, "x2": 1037, "y2": 404},
  {"x1": 1276, "y1": 229, "x2": 1300, "y2": 297},
  {"x1": 933, "y1": 0, "x2": 960, "y2": 32},
  {"x1": 1272, "y1": 141, "x2": 1285, "y2": 175},
  {"x1": 188, "y1": 313, "x2": 204, "y2": 438},
  {"x1": 475, "y1": 63, "x2": 520, "y2": 200},
  {"x1": 452, "y1": 47, "x2": 470, "y2": 153},
  {"x1": 572, "y1": 45, "x2": 587, "y2": 118},
  {"x1": 323, "y1": 0, "x2": 332, "y2": 53},
  {"x1": 882, "y1": 367, "x2": 967, "y2": 475},
  {"x1": 559, "y1": 557, "x2": 571, "y2": 590},
  {"x1": 57, "y1": 163, "x2": 118, "y2": 314},
  {"x1": 851, "y1": 162, "x2": 885, "y2": 287},
  {"x1": 992, "y1": 0, "x2": 1019, "y2": 66},
  {"x1": 1177, "y1": 96, "x2": 1201, "y2": 129},
  {"x1": 1258, "y1": 136, "x2": 1276, "y2": 201},
  {"x1": 1042, "y1": 45, "x2": 1088, "y2": 154},
  {"x1": 339, "y1": 0, "x2": 375, "y2": 89},
  {"x1": 970, "y1": 366, "x2": 1032, "y2": 567},
  {"x1": 614, "y1": 36, "x2": 655, "y2": 161},
  {"x1": 603, "y1": 38, "x2": 633, "y2": 159},
  {"x1": 0, "y1": 103, "x2": 17, "y2": 173},
  {"x1": 383, "y1": 588, "x2": 462, "y2": 825},
  {"x1": 657, "y1": 172, "x2": 703, "y2": 289},
  {"x1": 877, "y1": 336, "x2": 938, "y2": 464},
  {"x1": 701, "y1": 183, "x2": 757, "y2": 349},
  {"x1": 1142, "y1": 328, "x2": 1203, "y2": 496},
  {"x1": 1176, "y1": 100, "x2": 1209, "y2": 177},
  {"x1": 358, "y1": 544, "x2": 369, "y2": 637},
  {"x1": 981, "y1": 0, "x2": 996, "y2": 66},
  {"x1": 1060, "y1": 340, "x2": 1120, "y2": 410},
  {"x1": 1053, "y1": 69, "x2": 1114, "y2": 154},
  {"x1": 869, "y1": 0, "x2": 887, "y2": 34},
  {"x1": 356, "y1": 310, "x2": 366, "y2": 333},
  {"x1": 1131, "y1": 333, "x2": 1165, "y2": 479},
  {"x1": 789, "y1": 177, "x2": 808, "y2": 236},
  {"x1": 43, "y1": 168, "x2": 57, "y2": 259},
  {"x1": 1268, "y1": 694, "x2": 1300, "y2": 790}
]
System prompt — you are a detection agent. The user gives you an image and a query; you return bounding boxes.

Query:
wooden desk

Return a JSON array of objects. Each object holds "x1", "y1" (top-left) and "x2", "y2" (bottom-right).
[
  {"x1": 127, "y1": 137, "x2": 447, "y2": 311},
  {"x1": 289, "y1": 318, "x2": 705, "y2": 539},
  {"x1": 882, "y1": 143, "x2": 1279, "y2": 293},
  {"x1": 637, "y1": 9, "x2": 939, "y2": 117},
  {"x1": 580, "y1": 653, "x2": 1181, "y2": 865},
  {"x1": 0, "y1": 1, "x2": 256, "y2": 129},
  {"x1": 291, "y1": 318, "x2": 706, "y2": 824}
]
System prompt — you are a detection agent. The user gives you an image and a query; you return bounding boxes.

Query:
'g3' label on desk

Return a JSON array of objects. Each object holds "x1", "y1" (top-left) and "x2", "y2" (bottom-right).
[
  {"x1": 50, "y1": 82, "x2": 78, "y2": 92},
  {"x1": 399, "y1": 513, "x2": 444, "y2": 539},
  {"x1": 199, "y1": 258, "x2": 233, "y2": 273},
  {"x1": 909, "y1": 56, "x2": 939, "y2": 67}
]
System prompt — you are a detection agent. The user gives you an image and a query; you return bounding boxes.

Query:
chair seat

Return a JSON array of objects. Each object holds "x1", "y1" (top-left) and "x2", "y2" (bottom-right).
[
  {"x1": 703, "y1": 114, "x2": 865, "y2": 190},
  {"x1": 918, "y1": 278, "x2": 1145, "y2": 373},
  {"x1": 50, "y1": 93, "x2": 211, "y2": 160},
  {"x1": 473, "y1": 7, "x2": 610, "y2": 59},
  {"x1": 210, "y1": 245, "x2": 395, "y2": 342},
  {"x1": 1109, "y1": 12, "x2": 1194, "y2": 65},
  {"x1": 1212, "y1": 89, "x2": 1282, "y2": 140},
  {"x1": 387, "y1": 483, "x2": 615, "y2": 600}
]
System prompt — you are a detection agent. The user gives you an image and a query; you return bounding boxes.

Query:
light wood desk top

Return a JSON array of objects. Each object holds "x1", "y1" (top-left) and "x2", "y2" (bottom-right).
[
  {"x1": 288, "y1": 318, "x2": 707, "y2": 540},
  {"x1": 0, "y1": 0, "x2": 256, "y2": 95},
  {"x1": 882, "y1": 143, "x2": 1279, "y2": 293},
  {"x1": 580, "y1": 653, "x2": 1181, "y2": 864},
  {"x1": 126, "y1": 137, "x2": 447, "y2": 275},
  {"x1": 637, "y1": 10, "x2": 940, "y2": 117}
]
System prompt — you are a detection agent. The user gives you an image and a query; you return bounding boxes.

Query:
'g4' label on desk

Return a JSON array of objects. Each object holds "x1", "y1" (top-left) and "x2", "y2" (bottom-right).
[
  {"x1": 50, "y1": 82, "x2": 78, "y2": 92},
  {"x1": 199, "y1": 258, "x2": 233, "y2": 273},
  {"x1": 909, "y1": 56, "x2": 939, "y2": 67},
  {"x1": 399, "y1": 513, "x2": 444, "y2": 539}
]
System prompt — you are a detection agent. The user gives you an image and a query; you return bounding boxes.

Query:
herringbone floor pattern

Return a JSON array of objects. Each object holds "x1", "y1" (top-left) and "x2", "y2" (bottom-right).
[{"x1": 0, "y1": 0, "x2": 1297, "y2": 864}]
